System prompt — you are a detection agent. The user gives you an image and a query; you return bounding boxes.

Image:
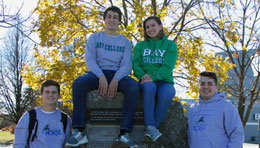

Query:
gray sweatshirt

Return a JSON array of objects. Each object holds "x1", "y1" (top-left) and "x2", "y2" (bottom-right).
[
  {"x1": 14, "y1": 107, "x2": 71, "y2": 148},
  {"x1": 85, "y1": 31, "x2": 132, "y2": 80}
]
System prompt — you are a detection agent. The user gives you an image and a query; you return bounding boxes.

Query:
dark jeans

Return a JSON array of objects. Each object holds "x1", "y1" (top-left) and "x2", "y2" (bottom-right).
[{"x1": 72, "y1": 70, "x2": 140, "y2": 131}]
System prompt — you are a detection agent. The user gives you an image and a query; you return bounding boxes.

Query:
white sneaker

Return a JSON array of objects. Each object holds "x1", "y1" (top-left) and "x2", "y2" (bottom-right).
[
  {"x1": 65, "y1": 129, "x2": 88, "y2": 147},
  {"x1": 144, "y1": 126, "x2": 162, "y2": 143},
  {"x1": 117, "y1": 133, "x2": 138, "y2": 148}
]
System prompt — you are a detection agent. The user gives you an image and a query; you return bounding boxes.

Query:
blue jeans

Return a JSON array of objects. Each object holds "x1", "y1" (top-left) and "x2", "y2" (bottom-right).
[
  {"x1": 141, "y1": 81, "x2": 175, "y2": 128},
  {"x1": 72, "y1": 70, "x2": 140, "y2": 131}
]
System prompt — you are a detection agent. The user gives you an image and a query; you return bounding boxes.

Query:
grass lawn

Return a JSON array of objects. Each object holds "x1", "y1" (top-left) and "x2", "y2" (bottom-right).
[{"x1": 0, "y1": 131, "x2": 14, "y2": 145}]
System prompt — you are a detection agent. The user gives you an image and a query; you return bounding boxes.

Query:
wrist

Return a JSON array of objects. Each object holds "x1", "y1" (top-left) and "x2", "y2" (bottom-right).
[
  {"x1": 99, "y1": 75, "x2": 105, "y2": 79},
  {"x1": 112, "y1": 78, "x2": 119, "y2": 82}
]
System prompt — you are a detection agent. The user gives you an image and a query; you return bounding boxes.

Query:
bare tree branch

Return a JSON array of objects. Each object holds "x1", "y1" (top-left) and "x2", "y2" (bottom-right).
[{"x1": 0, "y1": 17, "x2": 38, "y2": 123}]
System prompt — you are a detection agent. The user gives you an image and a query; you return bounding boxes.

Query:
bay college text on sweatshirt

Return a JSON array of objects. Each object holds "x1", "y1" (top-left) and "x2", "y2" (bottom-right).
[
  {"x1": 133, "y1": 35, "x2": 177, "y2": 84},
  {"x1": 85, "y1": 31, "x2": 132, "y2": 80}
]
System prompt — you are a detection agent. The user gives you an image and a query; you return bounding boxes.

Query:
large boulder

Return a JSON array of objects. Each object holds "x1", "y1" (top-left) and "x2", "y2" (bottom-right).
[{"x1": 149, "y1": 101, "x2": 189, "y2": 148}]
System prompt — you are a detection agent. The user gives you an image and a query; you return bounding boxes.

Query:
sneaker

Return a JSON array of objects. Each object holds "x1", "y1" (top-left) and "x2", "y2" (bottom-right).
[
  {"x1": 144, "y1": 126, "x2": 162, "y2": 143},
  {"x1": 144, "y1": 130, "x2": 153, "y2": 144},
  {"x1": 65, "y1": 129, "x2": 88, "y2": 147},
  {"x1": 117, "y1": 133, "x2": 138, "y2": 148}
]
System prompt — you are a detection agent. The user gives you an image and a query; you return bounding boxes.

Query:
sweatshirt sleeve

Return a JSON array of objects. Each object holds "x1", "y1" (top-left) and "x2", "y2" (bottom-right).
[
  {"x1": 133, "y1": 42, "x2": 146, "y2": 79},
  {"x1": 14, "y1": 112, "x2": 30, "y2": 148},
  {"x1": 224, "y1": 103, "x2": 244, "y2": 148},
  {"x1": 151, "y1": 41, "x2": 177, "y2": 81},
  {"x1": 85, "y1": 34, "x2": 104, "y2": 77},
  {"x1": 114, "y1": 39, "x2": 132, "y2": 80}
]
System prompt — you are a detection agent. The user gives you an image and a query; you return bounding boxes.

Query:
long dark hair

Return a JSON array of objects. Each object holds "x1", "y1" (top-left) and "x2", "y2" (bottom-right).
[{"x1": 143, "y1": 16, "x2": 165, "y2": 40}]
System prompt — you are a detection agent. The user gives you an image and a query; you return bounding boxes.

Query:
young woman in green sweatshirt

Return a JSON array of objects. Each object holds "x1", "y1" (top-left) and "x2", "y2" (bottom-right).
[{"x1": 133, "y1": 16, "x2": 178, "y2": 143}]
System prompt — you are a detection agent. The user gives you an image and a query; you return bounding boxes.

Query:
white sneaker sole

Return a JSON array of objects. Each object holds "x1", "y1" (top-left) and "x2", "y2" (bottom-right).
[{"x1": 65, "y1": 136, "x2": 88, "y2": 147}]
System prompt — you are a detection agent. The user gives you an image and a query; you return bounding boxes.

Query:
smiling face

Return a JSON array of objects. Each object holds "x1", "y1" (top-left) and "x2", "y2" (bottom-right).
[
  {"x1": 199, "y1": 76, "x2": 218, "y2": 101},
  {"x1": 104, "y1": 10, "x2": 120, "y2": 34},
  {"x1": 41, "y1": 85, "x2": 60, "y2": 107},
  {"x1": 144, "y1": 19, "x2": 162, "y2": 40}
]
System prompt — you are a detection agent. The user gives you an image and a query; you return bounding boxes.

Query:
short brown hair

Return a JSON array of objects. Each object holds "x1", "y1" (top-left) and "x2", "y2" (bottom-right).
[
  {"x1": 200, "y1": 71, "x2": 218, "y2": 85},
  {"x1": 40, "y1": 80, "x2": 60, "y2": 95},
  {"x1": 103, "y1": 6, "x2": 122, "y2": 22}
]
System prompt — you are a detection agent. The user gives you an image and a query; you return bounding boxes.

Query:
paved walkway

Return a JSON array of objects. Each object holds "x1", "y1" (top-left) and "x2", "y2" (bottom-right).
[{"x1": 243, "y1": 143, "x2": 259, "y2": 148}]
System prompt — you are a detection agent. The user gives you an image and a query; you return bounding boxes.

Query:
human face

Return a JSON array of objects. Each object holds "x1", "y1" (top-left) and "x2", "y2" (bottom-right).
[
  {"x1": 104, "y1": 10, "x2": 120, "y2": 33},
  {"x1": 145, "y1": 19, "x2": 162, "y2": 40},
  {"x1": 41, "y1": 85, "x2": 60, "y2": 106},
  {"x1": 199, "y1": 76, "x2": 217, "y2": 101}
]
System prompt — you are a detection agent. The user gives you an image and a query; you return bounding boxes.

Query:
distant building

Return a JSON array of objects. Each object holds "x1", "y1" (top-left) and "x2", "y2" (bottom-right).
[
  {"x1": 217, "y1": 49, "x2": 260, "y2": 144},
  {"x1": 232, "y1": 99, "x2": 259, "y2": 143}
]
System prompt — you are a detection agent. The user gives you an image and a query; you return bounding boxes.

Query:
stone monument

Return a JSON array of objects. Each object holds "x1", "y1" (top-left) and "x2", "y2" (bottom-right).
[
  {"x1": 85, "y1": 90, "x2": 147, "y2": 148},
  {"x1": 75, "y1": 90, "x2": 189, "y2": 148}
]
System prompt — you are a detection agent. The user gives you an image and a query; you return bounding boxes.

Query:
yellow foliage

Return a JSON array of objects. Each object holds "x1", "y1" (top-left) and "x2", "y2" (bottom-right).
[
  {"x1": 216, "y1": 0, "x2": 222, "y2": 4},
  {"x1": 219, "y1": 20, "x2": 224, "y2": 29},
  {"x1": 220, "y1": 3, "x2": 225, "y2": 8},
  {"x1": 22, "y1": 0, "x2": 234, "y2": 110},
  {"x1": 226, "y1": 41, "x2": 230, "y2": 46},
  {"x1": 243, "y1": 45, "x2": 247, "y2": 50}
]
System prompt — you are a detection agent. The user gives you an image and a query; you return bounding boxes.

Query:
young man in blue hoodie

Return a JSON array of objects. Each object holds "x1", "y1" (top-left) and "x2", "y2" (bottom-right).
[
  {"x1": 65, "y1": 6, "x2": 139, "y2": 148},
  {"x1": 188, "y1": 71, "x2": 244, "y2": 148}
]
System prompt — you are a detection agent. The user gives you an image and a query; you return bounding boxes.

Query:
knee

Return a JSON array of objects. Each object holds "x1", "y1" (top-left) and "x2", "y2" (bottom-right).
[
  {"x1": 73, "y1": 74, "x2": 89, "y2": 88},
  {"x1": 158, "y1": 91, "x2": 175, "y2": 102},
  {"x1": 127, "y1": 81, "x2": 140, "y2": 93},
  {"x1": 141, "y1": 82, "x2": 156, "y2": 92},
  {"x1": 73, "y1": 76, "x2": 83, "y2": 88},
  {"x1": 159, "y1": 85, "x2": 175, "y2": 98},
  {"x1": 120, "y1": 78, "x2": 140, "y2": 95}
]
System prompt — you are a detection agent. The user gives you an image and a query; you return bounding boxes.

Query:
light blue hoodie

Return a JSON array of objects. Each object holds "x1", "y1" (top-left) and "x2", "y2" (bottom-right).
[
  {"x1": 14, "y1": 107, "x2": 71, "y2": 148},
  {"x1": 188, "y1": 92, "x2": 244, "y2": 148}
]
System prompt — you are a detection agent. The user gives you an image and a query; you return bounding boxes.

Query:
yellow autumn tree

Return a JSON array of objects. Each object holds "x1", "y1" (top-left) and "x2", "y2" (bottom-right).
[
  {"x1": 198, "y1": 0, "x2": 260, "y2": 126},
  {"x1": 22, "y1": 0, "x2": 233, "y2": 110}
]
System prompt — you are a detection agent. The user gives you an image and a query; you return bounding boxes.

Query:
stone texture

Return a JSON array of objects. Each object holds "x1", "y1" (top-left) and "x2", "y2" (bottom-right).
[
  {"x1": 85, "y1": 90, "x2": 147, "y2": 148},
  {"x1": 75, "y1": 90, "x2": 188, "y2": 148},
  {"x1": 85, "y1": 125, "x2": 147, "y2": 148},
  {"x1": 110, "y1": 141, "x2": 129, "y2": 148},
  {"x1": 86, "y1": 90, "x2": 144, "y2": 125},
  {"x1": 87, "y1": 90, "x2": 143, "y2": 109},
  {"x1": 148, "y1": 101, "x2": 189, "y2": 148}
]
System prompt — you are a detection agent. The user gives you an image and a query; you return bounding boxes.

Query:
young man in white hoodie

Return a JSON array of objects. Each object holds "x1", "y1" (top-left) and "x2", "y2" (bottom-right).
[
  {"x1": 188, "y1": 71, "x2": 244, "y2": 148},
  {"x1": 65, "y1": 6, "x2": 139, "y2": 148},
  {"x1": 14, "y1": 80, "x2": 71, "y2": 148}
]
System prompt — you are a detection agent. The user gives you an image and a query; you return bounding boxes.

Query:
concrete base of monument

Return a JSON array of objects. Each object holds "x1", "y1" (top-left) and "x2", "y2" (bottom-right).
[
  {"x1": 73, "y1": 90, "x2": 188, "y2": 148},
  {"x1": 86, "y1": 125, "x2": 147, "y2": 148},
  {"x1": 110, "y1": 141, "x2": 130, "y2": 148}
]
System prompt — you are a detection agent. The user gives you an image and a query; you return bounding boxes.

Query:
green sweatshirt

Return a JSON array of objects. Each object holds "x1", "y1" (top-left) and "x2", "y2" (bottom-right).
[{"x1": 133, "y1": 36, "x2": 178, "y2": 84}]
